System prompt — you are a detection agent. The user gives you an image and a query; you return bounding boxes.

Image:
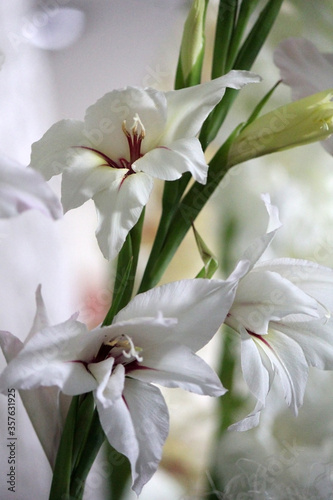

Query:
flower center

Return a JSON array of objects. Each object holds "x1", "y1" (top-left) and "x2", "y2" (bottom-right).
[
  {"x1": 94, "y1": 333, "x2": 143, "y2": 365},
  {"x1": 120, "y1": 114, "x2": 145, "y2": 168},
  {"x1": 75, "y1": 113, "x2": 145, "y2": 178}
]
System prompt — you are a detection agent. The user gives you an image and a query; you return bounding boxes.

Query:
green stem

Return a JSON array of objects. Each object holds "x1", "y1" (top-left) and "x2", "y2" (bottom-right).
[
  {"x1": 226, "y1": 0, "x2": 261, "y2": 71},
  {"x1": 205, "y1": 333, "x2": 246, "y2": 500},
  {"x1": 211, "y1": 0, "x2": 238, "y2": 79},
  {"x1": 49, "y1": 396, "x2": 79, "y2": 500},
  {"x1": 72, "y1": 393, "x2": 95, "y2": 470},
  {"x1": 69, "y1": 410, "x2": 106, "y2": 499}
]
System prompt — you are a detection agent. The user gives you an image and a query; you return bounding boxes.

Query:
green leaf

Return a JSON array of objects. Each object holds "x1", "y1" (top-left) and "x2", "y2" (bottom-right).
[
  {"x1": 211, "y1": 0, "x2": 238, "y2": 79},
  {"x1": 234, "y1": 0, "x2": 284, "y2": 71},
  {"x1": 200, "y1": 0, "x2": 284, "y2": 149}
]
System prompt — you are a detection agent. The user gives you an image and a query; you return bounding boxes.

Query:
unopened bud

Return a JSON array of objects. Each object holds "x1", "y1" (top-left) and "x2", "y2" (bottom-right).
[{"x1": 228, "y1": 89, "x2": 333, "y2": 166}]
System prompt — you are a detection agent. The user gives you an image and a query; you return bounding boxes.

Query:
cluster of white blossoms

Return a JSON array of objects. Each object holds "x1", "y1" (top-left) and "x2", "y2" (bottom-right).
[
  {"x1": 1, "y1": 57, "x2": 333, "y2": 494},
  {"x1": 225, "y1": 195, "x2": 333, "y2": 431}
]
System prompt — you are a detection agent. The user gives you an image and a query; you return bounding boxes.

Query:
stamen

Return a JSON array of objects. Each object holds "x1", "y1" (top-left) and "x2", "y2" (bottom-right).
[
  {"x1": 131, "y1": 113, "x2": 146, "y2": 139},
  {"x1": 122, "y1": 120, "x2": 131, "y2": 138},
  {"x1": 105, "y1": 334, "x2": 143, "y2": 363},
  {"x1": 122, "y1": 334, "x2": 143, "y2": 362}
]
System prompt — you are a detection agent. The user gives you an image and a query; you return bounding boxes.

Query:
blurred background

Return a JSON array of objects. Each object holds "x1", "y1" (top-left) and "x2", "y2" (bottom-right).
[{"x1": 1, "y1": 0, "x2": 333, "y2": 498}]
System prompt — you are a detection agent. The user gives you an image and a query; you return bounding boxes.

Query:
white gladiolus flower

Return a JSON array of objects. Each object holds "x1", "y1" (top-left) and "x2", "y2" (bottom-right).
[
  {"x1": 0, "y1": 278, "x2": 237, "y2": 494},
  {"x1": 29, "y1": 72, "x2": 260, "y2": 260},
  {"x1": 0, "y1": 286, "x2": 68, "y2": 469},
  {"x1": 225, "y1": 194, "x2": 333, "y2": 431}
]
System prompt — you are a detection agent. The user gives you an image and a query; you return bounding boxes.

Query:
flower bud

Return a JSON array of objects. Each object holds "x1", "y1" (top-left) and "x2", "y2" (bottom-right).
[
  {"x1": 178, "y1": 0, "x2": 206, "y2": 86},
  {"x1": 228, "y1": 89, "x2": 333, "y2": 166}
]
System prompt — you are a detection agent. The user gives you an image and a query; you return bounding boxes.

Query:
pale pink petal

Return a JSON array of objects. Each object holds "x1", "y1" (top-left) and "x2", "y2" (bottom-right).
[
  {"x1": 0, "y1": 158, "x2": 62, "y2": 220},
  {"x1": 274, "y1": 38, "x2": 333, "y2": 155},
  {"x1": 274, "y1": 38, "x2": 333, "y2": 100}
]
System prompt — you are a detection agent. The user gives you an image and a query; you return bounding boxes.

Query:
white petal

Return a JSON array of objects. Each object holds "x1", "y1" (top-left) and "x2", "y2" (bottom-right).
[
  {"x1": 239, "y1": 328, "x2": 270, "y2": 405},
  {"x1": 96, "y1": 378, "x2": 169, "y2": 496},
  {"x1": 91, "y1": 360, "x2": 125, "y2": 408},
  {"x1": 255, "y1": 258, "x2": 333, "y2": 314},
  {"x1": 128, "y1": 341, "x2": 225, "y2": 396},
  {"x1": 84, "y1": 87, "x2": 167, "y2": 157},
  {"x1": 228, "y1": 399, "x2": 264, "y2": 432},
  {"x1": 115, "y1": 278, "x2": 237, "y2": 352},
  {"x1": 61, "y1": 148, "x2": 125, "y2": 211},
  {"x1": 227, "y1": 193, "x2": 282, "y2": 281},
  {"x1": 0, "y1": 330, "x2": 23, "y2": 361},
  {"x1": 163, "y1": 70, "x2": 261, "y2": 143},
  {"x1": 123, "y1": 379, "x2": 169, "y2": 495},
  {"x1": 254, "y1": 329, "x2": 308, "y2": 414},
  {"x1": 25, "y1": 285, "x2": 50, "y2": 344},
  {"x1": 276, "y1": 317, "x2": 333, "y2": 370},
  {"x1": 274, "y1": 38, "x2": 333, "y2": 100},
  {"x1": 0, "y1": 318, "x2": 97, "y2": 396},
  {"x1": 230, "y1": 269, "x2": 319, "y2": 335},
  {"x1": 96, "y1": 392, "x2": 139, "y2": 488},
  {"x1": 100, "y1": 315, "x2": 177, "y2": 354},
  {"x1": 29, "y1": 119, "x2": 86, "y2": 179},
  {"x1": 0, "y1": 330, "x2": 62, "y2": 468},
  {"x1": 135, "y1": 137, "x2": 208, "y2": 184},
  {"x1": 93, "y1": 172, "x2": 153, "y2": 260},
  {"x1": 0, "y1": 157, "x2": 62, "y2": 220}
]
